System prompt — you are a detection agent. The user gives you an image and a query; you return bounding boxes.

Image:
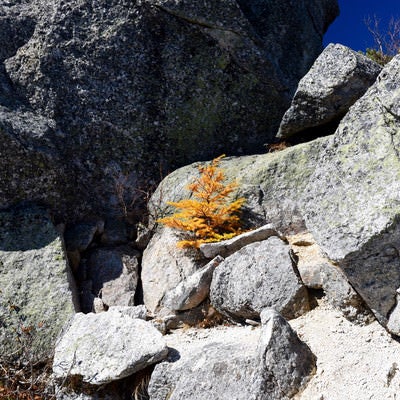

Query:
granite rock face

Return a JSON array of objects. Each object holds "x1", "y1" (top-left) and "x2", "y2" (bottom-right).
[
  {"x1": 277, "y1": 43, "x2": 382, "y2": 140},
  {"x1": 255, "y1": 309, "x2": 316, "y2": 399},
  {"x1": 210, "y1": 237, "x2": 309, "y2": 321},
  {"x1": 0, "y1": 0, "x2": 338, "y2": 220},
  {"x1": 0, "y1": 203, "x2": 78, "y2": 364},
  {"x1": 303, "y1": 55, "x2": 400, "y2": 332}
]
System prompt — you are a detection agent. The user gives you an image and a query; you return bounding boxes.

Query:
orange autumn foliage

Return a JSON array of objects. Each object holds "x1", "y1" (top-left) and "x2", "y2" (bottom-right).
[{"x1": 158, "y1": 155, "x2": 245, "y2": 248}]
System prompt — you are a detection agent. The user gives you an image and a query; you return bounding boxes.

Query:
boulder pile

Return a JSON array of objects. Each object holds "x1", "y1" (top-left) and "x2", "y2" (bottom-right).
[{"x1": 4, "y1": 0, "x2": 400, "y2": 399}]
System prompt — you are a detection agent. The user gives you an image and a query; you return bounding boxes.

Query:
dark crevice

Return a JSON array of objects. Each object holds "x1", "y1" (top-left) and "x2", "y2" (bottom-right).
[
  {"x1": 307, "y1": 288, "x2": 325, "y2": 310},
  {"x1": 278, "y1": 116, "x2": 344, "y2": 147},
  {"x1": 134, "y1": 255, "x2": 145, "y2": 306}
]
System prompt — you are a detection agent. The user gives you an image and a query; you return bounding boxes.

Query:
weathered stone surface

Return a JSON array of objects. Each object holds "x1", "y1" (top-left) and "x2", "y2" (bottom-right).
[
  {"x1": 93, "y1": 297, "x2": 106, "y2": 313},
  {"x1": 0, "y1": 105, "x2": 69, "y2": 215},
  {"x1": 151, "y1": 136, "x2": 330, "y2": 234},
  {"x1": 210, "y1": 237, "x2": 309, "y2": 320},
  {"x1": 53, "y1": 311, "x2": 168, "y2": 385},
  {"x1": 277, "y1": 43, "x2": 382, "y2": 139},
  {"x1": 142, "y1": 227, "x2": 205, "y2": 314},
  {"x1": 303, "y1": 55, "x2": 400, "y2": 332},
  {"x1": 0, "y1": 203, "x2": 78, "y2": 364},
  {"x1": 288, "y1": 233, "x2": 326, "y2": 289},
  {"x1": 148, "y1": 326, "x2": 260, "y2": 400},
  {"x1": 85, "y1": 246, "x2": 140, "y2": 308},
  {"x1": 0, "y1": 0, "x2": 338, "y2": 221},
  {"x1": 254, "y1": 309, "x2": 316, "y2": 399},
  {"x1": 321, "y1": 261, "x2": 373, "y2": 323},
  {"x1": 288, "y1": 232, "x2": 371, "y2": 322},
  {"x1": 0, "y1": 2, "x2": 38, "y2": 64},
  {"x1": 148, "y1": 309, "x2": 315, "y2": 400},
  {"x1": 163, "y1": 256, "x2": 223, "y2": 311},
  {"x1": 387, "y1": 294, "x2": 400, "y2": 335},
  {"x1": 108, "y1": 305, "x2": 148, "y2": 320},
  {"x1": 200, "y1": 224, "x2": 280, "y2": 259},
  {"x1": 55, "y1": 390, "x2": 118, "y2": 400}
]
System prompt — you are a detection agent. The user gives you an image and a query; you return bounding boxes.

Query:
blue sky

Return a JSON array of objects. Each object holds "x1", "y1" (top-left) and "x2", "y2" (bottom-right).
[{"x1": 324, "y1": 0, "x2": 400, "y2": 52}]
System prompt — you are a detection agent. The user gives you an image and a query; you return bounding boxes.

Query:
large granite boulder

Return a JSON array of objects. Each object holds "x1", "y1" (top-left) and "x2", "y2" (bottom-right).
[
  {"x1": 150, "y1": 136, "x2": 330, "y2": 234},
  {"x1": 148, "y1": 309, "x2": 315, "y2": 400},
  {"x1": 303, "y1": 55, "x2": 400, "y2": 334},
  {"x1": 210, "y1": 237, "x2": 309, "y2": 320},
  {"x1": 53, "y1": 310, "x2": 168, "y2": 385},
  {"x1": 0, "y1": 203, "x2": 78, "y2": 364},
  {"x1": 0, "y1": 0, "x2": 338, "y2": 220},
  {"x1": 277, "y1": 43, "x2": 382, "y2": 140}
]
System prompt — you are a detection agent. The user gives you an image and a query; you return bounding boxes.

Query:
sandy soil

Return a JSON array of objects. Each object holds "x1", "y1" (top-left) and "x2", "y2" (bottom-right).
[
  {"x1": 291, "y1": 300, "x2": 400, "y2": 400},
  {"x1": 165, "y1": 299, "x2": 400, "y2": 400}
]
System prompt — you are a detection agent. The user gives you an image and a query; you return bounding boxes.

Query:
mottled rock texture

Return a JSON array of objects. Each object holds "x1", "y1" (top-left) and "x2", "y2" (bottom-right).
[
  {"x1": 210, "y1": 237, "x2": 309, "y2": 320},
  {"x1": 53, "y1": 310, "x2": 168, "y2": 385},
  {"x1": 288, "y1": 232, "x2": 371, "y2": 323},
  {"x1": 255, "y1": 309, "x2": 316, "y2": 399},
  {"x1": 0, "y1": 203, "x2": 78, "y2": 364},
  {"x1": 277, "y1": 43, "x2": 382, "y2": 139},
  {"x1": 303, "y1": 55, "x2": 400, "y2": 333},
  {"x1": 0, "y1": 0, "x2": 338, "y2": 220}
]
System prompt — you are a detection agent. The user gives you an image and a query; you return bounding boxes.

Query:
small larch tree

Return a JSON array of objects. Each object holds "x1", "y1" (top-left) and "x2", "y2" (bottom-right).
[{"x1": 157, "y1": 155, "x2": 245, "y2": 248}]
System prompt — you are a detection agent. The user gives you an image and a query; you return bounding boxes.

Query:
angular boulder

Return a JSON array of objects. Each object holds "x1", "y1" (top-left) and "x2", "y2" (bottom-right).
[
  {"x1": 0, "y1": 203, "x2": 78, "y2": 364},
  {"x1": 200, "y1": 224, "x2": 281, "y2": 259},
  {"x1": 0, "y1": 0, "x2": 338, "y2": 220},
  {"x1": 163, "y1": 256, "x2": 224, "y2": 311},
  {"x1": 148, "y1": 309, "x2": 315, "y2": 400},
  {"x1": 210, "y1": 236, "x2": 309, "y2": 320},
  {"x1": 254, "y1": 309, "x2": 316, "y2": 399},
  {"x1": 53, "y1": 310, "x2": 168, "y2": 385},
  {"x1": 277, "y1": 43, "x2": 382, "y2": 140},
  {"x1": 303, "y1": 55, "x2": 400, "y2": 332}
]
